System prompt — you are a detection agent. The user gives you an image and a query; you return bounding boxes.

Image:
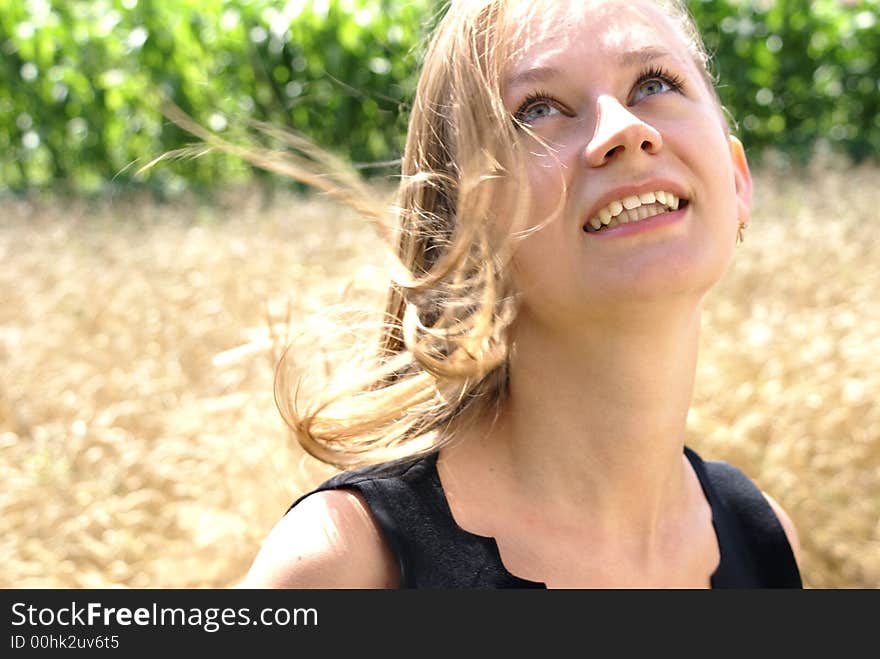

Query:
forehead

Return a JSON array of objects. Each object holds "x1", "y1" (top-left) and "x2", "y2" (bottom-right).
[{"x1": 505, "y1": 0, "x2": 694, "y2": 78}]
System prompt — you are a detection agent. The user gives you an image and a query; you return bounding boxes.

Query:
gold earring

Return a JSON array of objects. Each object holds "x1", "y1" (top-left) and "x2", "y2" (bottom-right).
[{"x1": 736, "y1": 222, "x2": 748, "y2": 246}]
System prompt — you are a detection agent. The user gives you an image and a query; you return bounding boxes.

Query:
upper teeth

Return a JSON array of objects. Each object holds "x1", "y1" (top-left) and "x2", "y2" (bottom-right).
[{"x1": 587, "y1": 191, "x2": 681, "y2": 231}]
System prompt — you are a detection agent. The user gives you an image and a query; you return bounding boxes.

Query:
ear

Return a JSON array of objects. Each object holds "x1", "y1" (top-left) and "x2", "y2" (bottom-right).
[{"x1": 728, "y1": 135, "x2": 752, "y2": 227}]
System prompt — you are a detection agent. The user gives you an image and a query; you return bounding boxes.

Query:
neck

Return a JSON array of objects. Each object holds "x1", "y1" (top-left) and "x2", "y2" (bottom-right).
[{"x1": 473, "y1": 299, "x2": 704, "y2": 543}]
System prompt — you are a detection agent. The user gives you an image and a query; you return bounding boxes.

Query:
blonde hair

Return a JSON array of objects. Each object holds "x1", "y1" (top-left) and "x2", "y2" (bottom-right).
[
  {"x1": 170, "y1": 0, "x2": 718, "y2": 469},
  {"x1": 278, "y1": 0, "x2": 531, "y2": 468}
]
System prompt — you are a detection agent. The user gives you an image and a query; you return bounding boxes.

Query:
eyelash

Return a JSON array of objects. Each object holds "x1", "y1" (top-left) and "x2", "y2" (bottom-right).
[
  {"x1": 514, "y1": 89, "x2": 561, "y2": 124},
  {"x1": 513, "y1": 65, "x2": 686, "y2": 125},
  {"x1": 636, "y1": 65, "x2": 685, "y2": 95}
]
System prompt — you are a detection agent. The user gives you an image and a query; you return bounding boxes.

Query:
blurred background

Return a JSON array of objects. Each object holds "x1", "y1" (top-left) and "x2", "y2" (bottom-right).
[{"x1": 1, "y1": 0, "x2": 878, "y2": 588}]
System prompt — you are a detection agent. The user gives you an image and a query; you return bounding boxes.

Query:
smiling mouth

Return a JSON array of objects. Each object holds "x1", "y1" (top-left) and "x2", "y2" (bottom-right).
[{"x1": 584, "y1": 191, "x2": 689, "y2": 233}]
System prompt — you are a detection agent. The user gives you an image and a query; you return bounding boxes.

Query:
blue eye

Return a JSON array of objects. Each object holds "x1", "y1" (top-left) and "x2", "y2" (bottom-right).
[
  {"x1": 515, "y1": 93, "x2": 563, "y2": 125},
  {"x1": 631, "y1": 66, "x2": 685, "y2": 103},
  {"x1": 635, "y1": 78, "x2": 672, "y2": 99}
]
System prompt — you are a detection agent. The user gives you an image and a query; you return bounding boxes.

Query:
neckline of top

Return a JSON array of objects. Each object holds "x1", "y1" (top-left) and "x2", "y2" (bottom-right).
[{"x1": 424, "y1": 446, "x2": 726, "y2": 589}]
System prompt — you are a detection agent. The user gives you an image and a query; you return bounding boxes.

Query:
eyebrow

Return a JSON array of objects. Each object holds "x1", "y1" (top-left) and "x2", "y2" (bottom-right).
[{"x1": 506, "y1": 46, "x2": 673, "y2": 90}]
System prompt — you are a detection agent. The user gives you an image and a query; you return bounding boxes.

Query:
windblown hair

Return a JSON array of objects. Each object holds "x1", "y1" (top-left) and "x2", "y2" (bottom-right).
[
  {"x1": 166, "y1": 0, "x2": 718, "y2": 469},
  {"x1": 277, "y1": 0, "x2": 534, "y2": 468}
]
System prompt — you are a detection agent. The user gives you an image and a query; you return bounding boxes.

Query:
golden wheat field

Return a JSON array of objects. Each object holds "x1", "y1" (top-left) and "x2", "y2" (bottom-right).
[{"x1": 2, "y1": 162, "x2": 878, "y2": 589}]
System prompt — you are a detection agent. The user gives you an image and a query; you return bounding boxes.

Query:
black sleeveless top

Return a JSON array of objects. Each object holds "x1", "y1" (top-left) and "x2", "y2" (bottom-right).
[{"x1": 288, "y1": 446, "x2": 802, "y2": 588}]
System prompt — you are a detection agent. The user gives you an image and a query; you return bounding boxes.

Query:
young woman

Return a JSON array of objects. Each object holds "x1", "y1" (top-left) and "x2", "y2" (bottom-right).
[{"x1": 240, "y1": 0, "x2": 803, "y2": 588}]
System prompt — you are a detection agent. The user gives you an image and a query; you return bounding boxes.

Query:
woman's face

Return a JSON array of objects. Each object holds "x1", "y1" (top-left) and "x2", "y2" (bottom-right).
[{"x1": 500, "y1": 0, "x2": 751, "y2": 332}]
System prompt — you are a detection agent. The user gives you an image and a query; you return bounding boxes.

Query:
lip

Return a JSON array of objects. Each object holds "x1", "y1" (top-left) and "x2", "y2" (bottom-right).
[
  {"x1": 585, "y1": 204, "x2": 688, "y2": 238},
  {"x1": 583, "y1": 179, "x2": 690, "y2": 232}
]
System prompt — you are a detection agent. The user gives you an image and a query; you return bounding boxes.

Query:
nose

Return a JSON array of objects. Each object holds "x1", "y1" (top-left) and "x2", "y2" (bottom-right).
[{"x1": 583, "y1": 95, "x2": 663, "y2": 167}]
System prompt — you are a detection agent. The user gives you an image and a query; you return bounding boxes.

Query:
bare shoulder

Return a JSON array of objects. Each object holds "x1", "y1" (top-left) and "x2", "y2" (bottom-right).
[
  {"x1": 761, "y1": 491, "x2": 803, "y2": 566},
  {"x1": 237, "y1": 489, "x2": 400, "y2": 589}
]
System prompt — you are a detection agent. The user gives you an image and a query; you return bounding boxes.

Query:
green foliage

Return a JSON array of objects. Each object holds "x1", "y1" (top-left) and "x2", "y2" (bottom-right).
[
  {"x1": 0, "y1": 0, "x2": 433, "y2": 194},
  {"x1": 690, "y1": 0, "x2": 880, "y2": 164},
  {"x1": 0, "y1": 0, "x2": 877, "y2": 194}
]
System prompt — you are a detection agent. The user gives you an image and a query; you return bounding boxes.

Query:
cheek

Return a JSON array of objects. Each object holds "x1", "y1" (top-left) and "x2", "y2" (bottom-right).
[
  {"x1": 670, "y1": 124, "x2": 738, "y2": 221},
  {"x1": 509, "y1": 219, "x2": 577, "y2": 304},
  {"x1": 512, "y1": 167, "x2": 574, "y2": 269},
  {"x1": 522, "y1": 140, "x2": 575, "y2": 212},
  {"x1": 705, "y1": 151, "x2": 741, "y2": 229},
  {"x1": 495, "y1": 155, "x2": 573, "y2": 270},
  {"x1": 512, "y1": 157, "x2": 578, "y2": 292}
]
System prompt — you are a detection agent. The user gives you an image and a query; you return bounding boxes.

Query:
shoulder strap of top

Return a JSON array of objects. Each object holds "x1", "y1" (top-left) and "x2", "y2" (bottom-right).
[
  {"x1": 689, "y1": 448, "x2": 802, "y2": 588},
  {"x1": 287, "y1": 456, "x2": 429, "y2": 587},
  {"x1": 287, "y1": 453, "x2": 541, "y2": 588}
]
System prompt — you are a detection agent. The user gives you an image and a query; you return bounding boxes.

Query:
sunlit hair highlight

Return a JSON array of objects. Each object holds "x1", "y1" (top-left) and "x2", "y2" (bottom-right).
[{"x1": 271, "y1": 0, "x2": 548, "y2": 468}]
